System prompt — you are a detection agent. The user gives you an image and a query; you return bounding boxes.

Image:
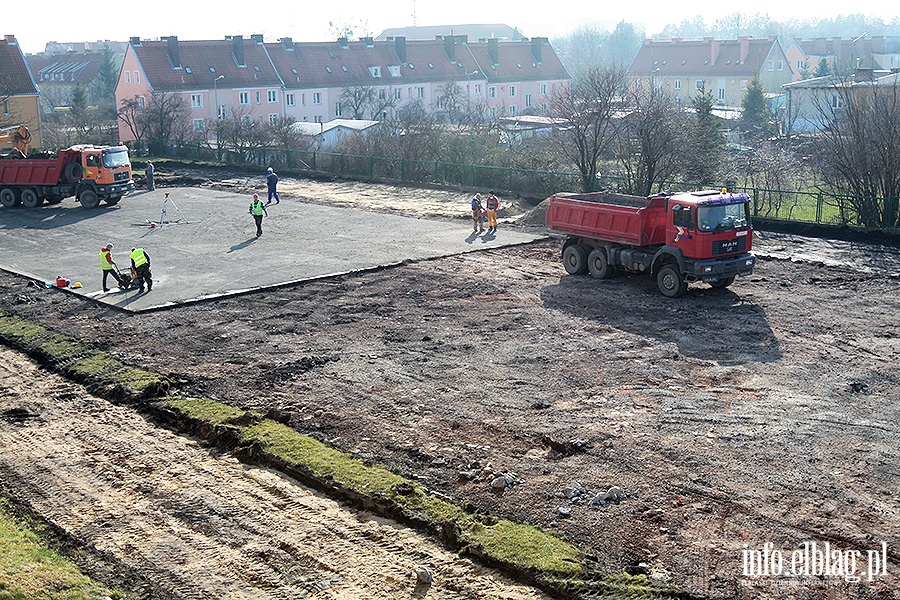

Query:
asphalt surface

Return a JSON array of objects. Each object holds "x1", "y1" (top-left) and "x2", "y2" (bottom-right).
[{"x1": 0, "y1": 188, "x2": 542, "y2": 312}]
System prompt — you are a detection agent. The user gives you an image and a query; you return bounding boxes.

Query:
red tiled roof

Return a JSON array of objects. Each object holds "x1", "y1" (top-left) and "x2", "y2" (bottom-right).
[
  {"x1": 0, "y1": 36, "x2": 39, "y2": 96},
  {"x1": 26, "y1": 52, "x2": 107, "y2": 85},
  {"x1": 627, "y1": 37, "x2": 781, "y2": 78},
  {"x1": 132, "y1": 37, "x2": 282, "y2": 91},
  {"x1": 265, "y1": 37, "x2": 568, "y2": 90}
]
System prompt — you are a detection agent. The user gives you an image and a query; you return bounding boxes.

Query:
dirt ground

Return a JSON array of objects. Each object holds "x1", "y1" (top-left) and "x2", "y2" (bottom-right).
[{"x1": 1, "y1": 168, "x2": 899, "y2": 599}]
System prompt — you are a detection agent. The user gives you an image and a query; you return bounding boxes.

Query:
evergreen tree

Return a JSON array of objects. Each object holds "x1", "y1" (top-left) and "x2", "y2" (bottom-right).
[
  {"x1": 741, "y1": 77, "x2": 774, "y2": 140},
  {"x1": 682, "y1": 85, "x2": 726, "y2": 185},
  {"x1": 814, "y1": 58, "x2": 830, "y2": 78}
]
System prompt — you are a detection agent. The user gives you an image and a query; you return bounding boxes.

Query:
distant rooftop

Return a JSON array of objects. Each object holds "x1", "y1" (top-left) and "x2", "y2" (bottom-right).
[{"x1": 377, "y1": 24, "x2": 526, "y2": 42}]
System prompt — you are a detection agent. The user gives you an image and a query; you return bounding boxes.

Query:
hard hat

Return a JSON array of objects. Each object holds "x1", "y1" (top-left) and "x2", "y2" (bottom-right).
[
  {"x1": 106, "y1": 242, "x2": 113, "y2": 249},
  {"x1": 73, "y1": 282, "x2": 82, "y2": 288},
  {"x1": 253, "y1": 193, "x2": 259, "y2": 199},
  {"x1": 131, "y1": 247, "x2": 136, "y2": 252},
  {"x1": 267, "y1": 167, "x2": 273, "y2": 173}
]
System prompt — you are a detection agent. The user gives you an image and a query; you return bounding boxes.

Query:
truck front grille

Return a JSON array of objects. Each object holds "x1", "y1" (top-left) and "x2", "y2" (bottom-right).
[
  {"x1": 114, "y1": 171, "x2": 131, "y2": 182},
  {"x1": 712, "y1": 237, "x2": 747, "y2": 255}
]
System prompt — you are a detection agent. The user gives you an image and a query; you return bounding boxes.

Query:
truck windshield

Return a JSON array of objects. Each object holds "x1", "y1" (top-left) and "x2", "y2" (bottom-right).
[
  {"x1": 698, "y1": 203, "x2": 749, "y2": 232},
  {"x1": 102, "y1": 148, "x2": 131, "y2": 169}
]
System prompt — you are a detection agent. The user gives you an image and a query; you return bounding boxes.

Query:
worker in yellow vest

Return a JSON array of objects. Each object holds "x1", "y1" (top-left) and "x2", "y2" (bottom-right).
[
  {"x1": 99, "y1": 243, "x2": 124, "y2": 292},
  {"x1": 249, "y1": 193, "x2": 268, "y2": 237},
  {"x1": 129, "y1": 247, "x2": 152, "y2": 293}
]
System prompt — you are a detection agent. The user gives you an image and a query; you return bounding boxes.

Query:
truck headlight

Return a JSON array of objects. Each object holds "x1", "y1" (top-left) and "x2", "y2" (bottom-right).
[
  {"x1": 704, "y1": 266, "x2": 713, "y2": 273},
  {"x1": 746, "y1": 259, "x2": 753, "y2": 266}
]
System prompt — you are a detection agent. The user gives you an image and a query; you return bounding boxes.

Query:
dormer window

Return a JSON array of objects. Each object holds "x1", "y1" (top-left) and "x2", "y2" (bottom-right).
[
  {"x1": 328, "y1": 52, "x2": 335, "y2": 58},
  {"x1": 292, "y1": 68, "x2": 298, "y2": 74},
  {"x1": 368, "y1": 66, "x2": 382, "y2": 78},
  {"x1": 185, "y1": 67, "x2": 192, "y2": 74},
  {"x1": 209, "y1": 67, "x2": 216, "y2": 73},
  {"x1": 254, "y1": 66, "x2": 260, "y2": 71},
  {"x1": 341, "y1": 65, "x2": 348, "y2": 72},
  {"x1": 387, "y1": 65, "x2": 401, "y2": 77},
  {"x1": 326, "y1": 66, "x2": 332, "y2": 73}
]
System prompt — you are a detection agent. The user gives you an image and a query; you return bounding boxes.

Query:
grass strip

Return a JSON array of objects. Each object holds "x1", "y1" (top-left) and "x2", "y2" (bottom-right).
[{"x1": 0, "y1": 498, "x2": 117, "y2": 600}]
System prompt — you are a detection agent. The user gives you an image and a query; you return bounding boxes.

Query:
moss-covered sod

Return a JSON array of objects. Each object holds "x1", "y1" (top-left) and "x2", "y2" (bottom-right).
[
  {"x1": 0, "y1": 311, "x2": 692, "y2": 598},
  {"x1": 0, "y1": 498, "x2": 118, "y2": 600}
]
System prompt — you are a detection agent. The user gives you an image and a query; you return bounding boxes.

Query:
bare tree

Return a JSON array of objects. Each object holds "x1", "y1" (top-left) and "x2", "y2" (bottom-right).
[
  {"x1": 143, "y1": 89, "x2": 191, "y2": 146},
  {"x1": 616, "y1": 86, "x2": 685, "y2": 195},
  {"x1": 339, "y1": 86, "x2": 376, "y2": 119},
  {"x1": 118, "y1": 96, "x2": 146, "y2": 147},
  {"x1": 549, "y1": 67, "x2": 625, "y2": 192},
  {"x1": 812, "y1": 76, "x2": 900, "y2": 227}
]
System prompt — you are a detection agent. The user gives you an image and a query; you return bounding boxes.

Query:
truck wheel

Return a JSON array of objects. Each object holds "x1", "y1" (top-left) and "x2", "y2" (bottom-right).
[
  {"x1": 562, "y1": 244, "x2": 588, "y2": 275},
  {"x1": 0, "y1": 188, "x2": 20, "y2": 208},
  {"x1": 105, "y1": 196, "x2": 121, "y2": 205},
  {"x1": 588, "y1": 247, "x2": 614, "y2": 279},
  {"x1": 710, "y1": 276, "x2": 735, "y2": 288},
  {"x1": 79, "y1": 189, "x2": 100, "y2": 208},
  {"x1": 657, "y1": 264, "x2": 687, "y2": 298},
  {"x1": 20, "y1": 189, "x2": 42, "y2": 208},
  {"x1": 64, "y1": 162, "x2": 82, "y2": 183}
]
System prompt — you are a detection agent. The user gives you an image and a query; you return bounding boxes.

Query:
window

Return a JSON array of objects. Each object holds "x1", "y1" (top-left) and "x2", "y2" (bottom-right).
[
  {"x1": 768, "y1": 60, "x2": 774, "y2": 71},
  {"x1": 125, "y1": 72, "x2": 131, "y2": 84},
  {"x1": 314, "y1": 115, "x2": 323, "y2": 123},
  {"x1": 241, "y1": 115, "x2": 252, "y2": 125},
  {"x1": 313, "y1": 92, "x2": 321, "y2": 105},
  {"x1": 138, "y1": 96, "x2": 145, "y2": 109},
  {"x1": 192, "y1": 118, "x2": 205, "y2": 132},
  {"x1": 489, "y1": 87, "x2": 496, "y2": 98},
  {"x1": 674, "y1": 79, "x2": 681, "y2": 90},
  {"x1": 267, "y1": 90, "x2": 277, "y2": 103},
  {"x1": 695, "y1": 79, "x2": 703, "y2": 90},
  {"x1": 540, "y1": 83, "x2": 548, "y2": 95},
  {"x1": 417, "y1": 86, "x2": 425, "y2": 98},
  {"x1": 831, "y1": 94, "x2": 843, "y2": 109},
  {"x1": 525, "y1": 94, "x2": 532, "y2": 108},
  {"x1": 740, "y1": 79, "x2": 748, "y2": 90},
  {"x1": 256, "y1": 91, "x2": 261, "y2": 104},
  {"x1": 777, "y1": 60, "x2": 784, "y2": 71},
  {"x1": 797, "y1": 60, "x2": 804, "y2": 70},
  {"x1": 2, "y1": 100, "x2": 9, "y2": 115},
  {"x1": 301, "y1": 93, "x2": 306, "y2": 106},
  {"x1": 489, "y1": 106, "x2": 497, "y2": 117},
  {"x1": 191, "y1": 94, "x2": 203, "y2": 109},
  {"x1": 672, "y1": 205, "x2": 694, "y2": 229},
  {"x1": 509, "y1": 105, "x2": 517, "y2": 116},
  {"x1": 387, "y1": 65, "x2": 401, "y2": 77},
  {"x1": 239, "y1": 92, "x2": 249, "y2": 105},
  {"x1": 268, "y1": 113, "x2": 279, "y2": 125},
  {"x1": 335, "y1": 102, "x2": 342, "y2": 117},
  {"x1": 134, "y1": 71, "x2": 140, "y2": 83},
  {"x1": 394, "y1": 89, "x2": 402, "y2": 100},
  {"x1": 509, "y1": 85, "x2": 516, "y2": 97},
  {"x1": 717, "y1": 88, "x2": 725, "y2": 103},
  {"x1": 286, "y1": 93, "x2": 295, "y2": 107},
  {"x1": 217, "y1": 104, "x2": 226, "y2": 120},
  {"x1": 378, "y1": 89, "x2": 386, "y2": 100},
  {"x1": 368, "y1": 66, "x2": 382, "y2": 78}
]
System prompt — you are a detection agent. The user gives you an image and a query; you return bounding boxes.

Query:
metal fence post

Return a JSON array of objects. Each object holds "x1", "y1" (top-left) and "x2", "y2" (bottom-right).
[{"x1": 816, "y1": 193, "x2": 823, "y2": 223}]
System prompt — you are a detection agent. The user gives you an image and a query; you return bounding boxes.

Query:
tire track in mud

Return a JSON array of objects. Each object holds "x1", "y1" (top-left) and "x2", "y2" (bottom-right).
[{"x1": 0, "y1": 347, "x2": 550, "y2": 600}]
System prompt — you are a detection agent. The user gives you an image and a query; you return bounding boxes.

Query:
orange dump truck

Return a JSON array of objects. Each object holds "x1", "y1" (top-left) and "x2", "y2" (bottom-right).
[
  {"x1": 0, "y1": 144, "x2": 134, "y2": 209},
  {"x1": 546, "y1": 189, "x2": 756, "y2": 297}
]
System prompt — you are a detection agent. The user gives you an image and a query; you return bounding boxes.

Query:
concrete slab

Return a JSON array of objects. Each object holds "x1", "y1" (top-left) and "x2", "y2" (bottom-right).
[{"x1": 0, "y1": 188, "x2": 542, "y2": 312}]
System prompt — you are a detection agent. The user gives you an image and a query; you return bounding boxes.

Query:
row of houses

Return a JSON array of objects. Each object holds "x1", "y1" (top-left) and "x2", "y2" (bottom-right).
[{"x1": 115, "y1": 33, "x2": 571, "y2": 142}]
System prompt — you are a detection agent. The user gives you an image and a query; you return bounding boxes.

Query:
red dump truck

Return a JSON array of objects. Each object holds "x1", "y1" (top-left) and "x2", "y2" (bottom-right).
[
  {"x1": 546, "y1": 189, "x2": 756, "y2": 297},
  {"x1": 0, "y1": 144, "x2": 134, "y2": 209}
]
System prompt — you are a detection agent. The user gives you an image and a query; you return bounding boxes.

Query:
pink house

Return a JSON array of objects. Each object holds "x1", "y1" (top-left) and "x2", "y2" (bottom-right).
[{"x1": 116, "y1": 34, "x2": 570, "y2": 142}]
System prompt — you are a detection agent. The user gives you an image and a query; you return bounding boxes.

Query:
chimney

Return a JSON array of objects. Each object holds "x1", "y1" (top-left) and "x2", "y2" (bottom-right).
[
  {"x1": 531, "y1": 37, "x2": 545, "y2": 63},
  {"x1": 739, "y1": 35, "x2": 750, "y2": 62},
  {"x1": 251, "y1": 34, "x2": 264, "y2": 44},
  {"x1": 444, "y1": 35, "x2": 456, "y2": 62},
  {"x1": 166, "y1": 36, "x2": 180, "y2": 67},
  {"x1": 232, "y1": 35, "x2": 245, "y2": 67},
  {"x1": 488, "y1": 38, "x2": 499, "y2": 65},
  {"x1": 708, "y1": 38, "x2": 720, "y2": 64},
  {"x1": 338, "y1": 37, "x2": 349, "y2": 49},
  {"x1": 280, "y1": 37, "x2": 293, "y2": 51},
  {"x1": 4, "y1": 34, "x2": 16, "y2": 44},
  {"x1": 130, "y1": 36, "x2": 142, "y2": 47},
  {"x1": 362, "y1": 36, "x2": 374, "y2": 48},
  {"x1": 395, "y1": 36, "x2": 407, "y2": 64}
]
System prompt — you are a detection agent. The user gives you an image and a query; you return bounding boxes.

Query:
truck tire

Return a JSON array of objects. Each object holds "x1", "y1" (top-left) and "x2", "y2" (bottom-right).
[
  {"x1": 64, "y1": 162, "x2": 82, "y2": 183},
  {"x1": 657, "y1": 264, "x2": 687, "y2": 298},
  {"x1": 105, "y1": 196, "x2": 122, "y2": 206},
  {"x1": 588, "y1": 247, "x2": 614, "y2": 279},
  {"x1": 0, "y1": 188, "x2": 20, "y2": 208},
  {"x1": 562, "y1": 244, "x2": 588, "y2": 275},
  {"x1": 710, "y1": 276, "x2": 735, "y2": 288},
  {"x1": 20, "y1": 189, "x2": 42, "y2": 208},
  {"x1": 79, "y1": 189, "x2": 100, "y2": 209}
]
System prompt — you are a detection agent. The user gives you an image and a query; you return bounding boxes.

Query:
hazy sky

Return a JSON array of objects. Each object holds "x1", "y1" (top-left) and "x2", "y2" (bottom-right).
[{"x1": 7, "y1": 0, "x2": 898, "y2": 54}]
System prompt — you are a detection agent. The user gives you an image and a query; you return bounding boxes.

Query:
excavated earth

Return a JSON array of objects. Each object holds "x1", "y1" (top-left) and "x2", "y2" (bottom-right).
[{"x1": 1, "y1": 165, "x2": 899, "y2": 599}]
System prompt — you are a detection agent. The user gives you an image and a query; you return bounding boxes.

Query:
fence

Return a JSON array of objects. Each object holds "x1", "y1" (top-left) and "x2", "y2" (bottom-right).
[{"x1": 151, "y1": 141, "x2": 899, "y2": 230}]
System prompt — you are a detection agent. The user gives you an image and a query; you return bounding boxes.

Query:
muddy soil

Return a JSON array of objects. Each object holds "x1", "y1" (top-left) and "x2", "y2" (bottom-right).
[{"x1": 2, "y1": 169, "x2": 899, "y2": 599}]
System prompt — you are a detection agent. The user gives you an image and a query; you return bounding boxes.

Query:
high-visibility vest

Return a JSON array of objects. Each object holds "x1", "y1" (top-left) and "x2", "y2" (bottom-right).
[
  {"x1": 130, "y1": 248, "x2": 148, "y2": 267},
  {"x1": 100, "y1": 249, "x2": 113, "y2": 270},
  {"x1": 251, "y1": 200, "x2": 265, "y2": 216}
]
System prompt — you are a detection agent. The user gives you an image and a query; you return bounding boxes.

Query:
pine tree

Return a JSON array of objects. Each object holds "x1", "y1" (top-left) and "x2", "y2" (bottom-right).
[{"x1": 741, "y1": 77, "x2": 773, "y2": 141}]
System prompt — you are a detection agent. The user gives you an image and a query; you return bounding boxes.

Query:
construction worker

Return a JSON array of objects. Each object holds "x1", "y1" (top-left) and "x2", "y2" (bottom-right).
[
  {"x1": 130, "y1": 247, "x2": 152, "y2": 292},
  {"x1": 265, "y1": 167, "x2": 280, "y2": 205},
  {"x1": 99, "y1": 243, "x2": 123, "y2": 292},
  {"x1": 249, "y1": 193, "x2": 268, "y2": 237},
  {"x1": 485, "y1": 190, "x2": 500, "y2": 233}
]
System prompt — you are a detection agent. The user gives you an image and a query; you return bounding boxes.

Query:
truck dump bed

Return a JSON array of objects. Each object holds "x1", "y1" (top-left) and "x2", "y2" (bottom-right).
[
  {"x1": 546, "y1": 192, "x2": 668, "y2": 246},
  {"x1": 0, "y1": 156, "x2": 64, "y2": 186}
]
